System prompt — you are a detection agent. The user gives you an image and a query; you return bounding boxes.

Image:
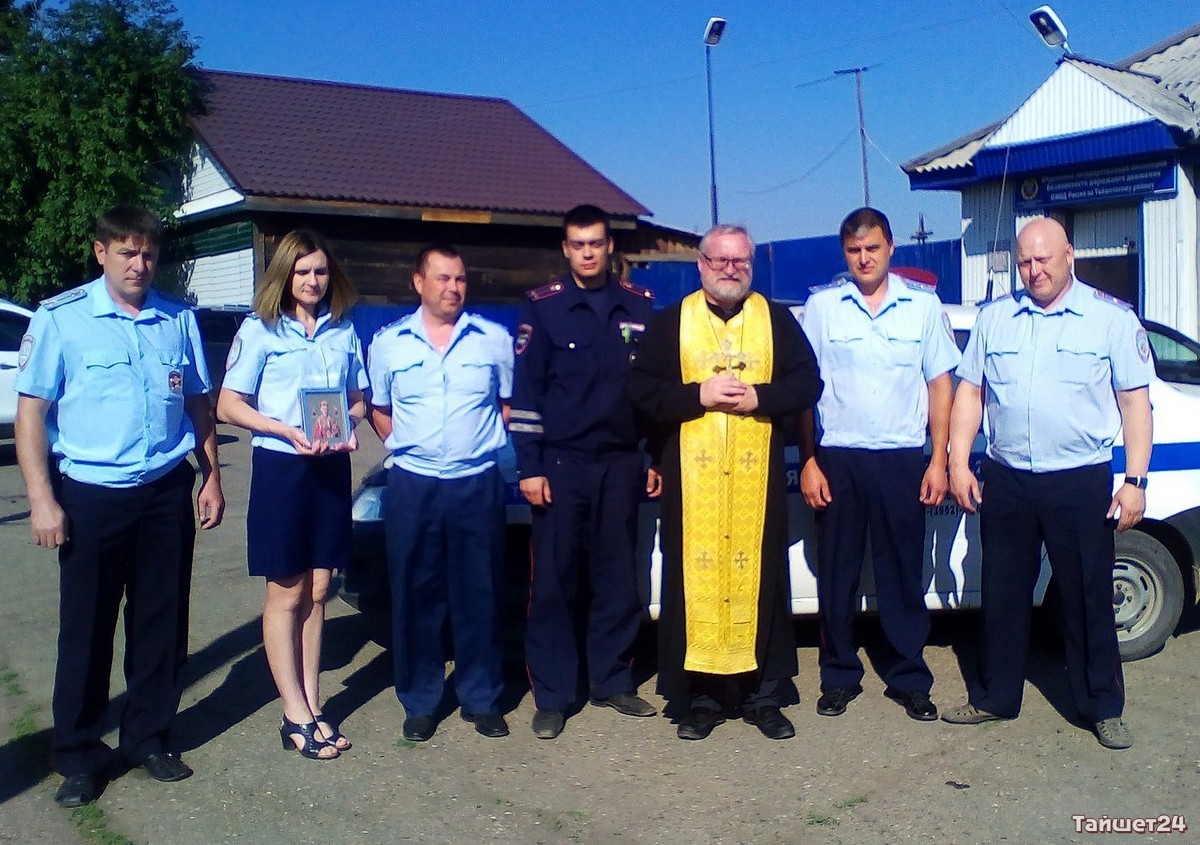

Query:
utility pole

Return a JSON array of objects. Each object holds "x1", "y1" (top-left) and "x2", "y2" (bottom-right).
[{"x1": 835, "y1": 66, "x2": 870, "y2": 207}]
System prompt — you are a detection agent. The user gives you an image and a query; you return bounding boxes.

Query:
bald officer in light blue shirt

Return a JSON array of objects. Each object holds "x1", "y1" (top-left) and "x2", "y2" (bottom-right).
[
  {"x1": 943, "y1": 218, "x2": 1152, "y2": 751},
  {"x1": 15, "y1": 206, "x2": 223, "y2": 807},
  {"x1": 800, "y1": 207, "x2": 960, "y2": 723},
  {"x1": 368, "y1": 244, "x2": 513, "y2": 742}
]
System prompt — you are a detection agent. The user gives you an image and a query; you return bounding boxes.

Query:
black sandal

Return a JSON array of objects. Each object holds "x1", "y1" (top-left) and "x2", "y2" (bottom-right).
[
  {"x1": 313, "y1": 714, "x2": 352, "y2": 751},
  {"x1": 280, "y1": 717, "x2": 340, "y2": 760}
]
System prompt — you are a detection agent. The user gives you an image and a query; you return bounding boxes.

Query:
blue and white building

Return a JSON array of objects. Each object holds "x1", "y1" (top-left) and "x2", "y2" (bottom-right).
[{"x1": 904, "y1": 23, "x2": 1200, "y2": 336}]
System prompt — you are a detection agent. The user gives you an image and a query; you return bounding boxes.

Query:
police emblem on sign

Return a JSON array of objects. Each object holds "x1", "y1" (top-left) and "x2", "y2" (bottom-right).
[
  {"x1": 17, "y1": 333, "x2": 33, "y2": 371},
  {"x1": 1136, "y1": 329, "x2": 1150, "y2": 363},
  {"x1": 169, "y1": 370, "x2": 183, "y2": 393},
  {"x1": 515, "y1": 323, "x2": 533, "y2": 356}
]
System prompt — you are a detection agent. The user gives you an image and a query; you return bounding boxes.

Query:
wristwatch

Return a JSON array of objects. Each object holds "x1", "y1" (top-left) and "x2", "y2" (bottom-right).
[{"x1": 1124, "y1": 475, "x2": 1148, "y2": 490}]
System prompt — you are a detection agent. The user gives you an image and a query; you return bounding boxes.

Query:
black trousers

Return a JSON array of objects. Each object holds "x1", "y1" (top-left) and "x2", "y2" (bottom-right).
[
  {"x1": 525, "y1": 451, "x2": 643, "y2": 711},
  {"x1": 973, "y1": 458, "x2": 1124, "y2": 722},
  {"x1": 52, "y1": 462, "x2": 196, "y2": 777},
  {"x1": 815, "y1": 447, "x2": 933, "y2": 693}
]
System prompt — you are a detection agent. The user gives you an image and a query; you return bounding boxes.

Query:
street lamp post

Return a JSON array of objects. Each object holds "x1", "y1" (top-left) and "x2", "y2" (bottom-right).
[
  {"x1": 703, "y1": 17, "x2": 726, "y2": 227},
  {"x1": 834, "y1": 66, "x2": 871, "y2": 207}
]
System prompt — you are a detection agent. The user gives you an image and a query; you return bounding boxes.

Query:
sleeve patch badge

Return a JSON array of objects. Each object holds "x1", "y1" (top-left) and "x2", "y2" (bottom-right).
[
  {"x1": 515, "y1": 323, "x2": 533, "y2": 356},
  {"x1": 225, "y1": 336, "x2": 241, "y2": 371},
  {"x1": 1136, "y1": 329, "x2": 1151, "y2": 363},
  {"x1": 17, "y1": 334, "x2": 33, "y2": 370}
]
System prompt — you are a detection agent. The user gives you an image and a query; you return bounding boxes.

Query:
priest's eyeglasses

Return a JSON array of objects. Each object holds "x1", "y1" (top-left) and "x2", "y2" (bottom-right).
[{"x1": 700, "y1": 252, "x2": 752, "y2": 273}]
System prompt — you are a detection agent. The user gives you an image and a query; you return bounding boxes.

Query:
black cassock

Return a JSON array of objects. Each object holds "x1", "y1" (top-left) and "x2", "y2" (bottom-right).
[{"x1": 628, "y1": 299, "x2": 823, "y2": 705}]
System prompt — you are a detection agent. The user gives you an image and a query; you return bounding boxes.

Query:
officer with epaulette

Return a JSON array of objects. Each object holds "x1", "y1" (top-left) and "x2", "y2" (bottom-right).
[
  {"x1": 799, "y1": 207, "x2": 960, "y2": 723},
  {"x1": 510, "y1": 204, "x2": 661, "y2": 739},
  {"x1": 14, "y1": 206, "x2": 224, "y2": 807},
  {"x1": 943, "y1": 217, "x2": 1152, "y2": 750}
]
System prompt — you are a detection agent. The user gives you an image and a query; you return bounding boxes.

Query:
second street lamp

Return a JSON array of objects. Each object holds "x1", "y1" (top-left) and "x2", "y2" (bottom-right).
[{"x1": 704, "y1": 16, "x2": 726, "y2": 227}]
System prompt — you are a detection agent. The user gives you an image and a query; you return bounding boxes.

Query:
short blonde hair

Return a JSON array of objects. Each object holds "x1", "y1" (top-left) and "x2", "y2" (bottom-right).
[{"x1": 253, "y1": 229, "x2": 356, "y2": 325}]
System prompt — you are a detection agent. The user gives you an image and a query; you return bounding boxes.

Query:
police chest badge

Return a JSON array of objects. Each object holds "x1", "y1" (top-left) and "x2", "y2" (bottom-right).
[
  {"x1": 1136, "y1": 329, "x2": 1151, "y2": 363},
  {"x1": 168, "y1": 370, "x2": 183, "y2": 393},
  {"x1": 619, "y1": 321, "x2": 645, "y2": 362},
  {"x1": 515, "y1": 323, "x2": 533, "y2": 356},
  {"x1": 17, "y1": 333, "x2": 33, "y2": 371}
]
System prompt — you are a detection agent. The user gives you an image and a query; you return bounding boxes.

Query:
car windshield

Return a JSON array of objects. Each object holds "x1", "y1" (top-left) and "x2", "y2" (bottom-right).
[{"x1": 1144, "y1": 321, "x2": 1200, "y2": 385}]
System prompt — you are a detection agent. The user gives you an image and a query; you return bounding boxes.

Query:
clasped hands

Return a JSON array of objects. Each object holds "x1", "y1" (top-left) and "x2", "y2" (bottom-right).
[{"x1": 700, "y1": 373, "x2": 758, "y2": 415}]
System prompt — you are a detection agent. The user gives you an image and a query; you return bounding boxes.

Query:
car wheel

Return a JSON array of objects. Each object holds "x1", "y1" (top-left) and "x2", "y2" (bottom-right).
[{"x1": 1113, "y1": 530, "x2": 1185, "y2": 661}]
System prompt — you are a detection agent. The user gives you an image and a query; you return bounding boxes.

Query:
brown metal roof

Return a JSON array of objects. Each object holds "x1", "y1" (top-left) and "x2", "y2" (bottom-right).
[{"x1": 189, "y1": 70, "x2": 651, "y2": 218}]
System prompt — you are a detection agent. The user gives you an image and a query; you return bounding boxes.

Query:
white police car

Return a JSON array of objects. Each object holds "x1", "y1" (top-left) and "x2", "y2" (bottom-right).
[
  {"x1": 344, "y1": 304, "x2": 1200, "y2": 661},
  {"x1": 0, "y1": 298, "x2": 34, "y2": 439}
]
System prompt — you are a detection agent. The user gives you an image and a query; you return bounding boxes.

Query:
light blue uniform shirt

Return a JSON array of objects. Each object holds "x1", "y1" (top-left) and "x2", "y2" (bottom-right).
[
  {"x1": 222, "y1": 310, "x2": 368, "y2": 454},
  {"x1": 956, "y1": 279, "x2": 1153, "y2": 472},
  {"x1": 802, "y1": 273, "x2": 961, "y2": 449},
  {"x1": 368, "y1": 308, "x2": 513, "y2": 479},
  {"x1": 16, "y1": 278, "x2": 210, "y2": 487}
]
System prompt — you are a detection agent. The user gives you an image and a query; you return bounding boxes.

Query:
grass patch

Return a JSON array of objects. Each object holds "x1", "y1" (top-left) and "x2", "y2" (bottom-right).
[
  {"x1": 70, "y1": 804, "x2": 136, "y2": 845},
  {"x1": 806, "y1": 811, "x2": 838, "y2": 827},
  {"x1": 393, "y1": 737, "x2": 420, "y2": 749},
  {"x1": 0, "y1": 668, "x2": 24, "y2": 697},
  {"x1": 833, "y1": 794, "x2": 869, "y2": 810},
  {"x1": 13, "y1": 703, "x2": 41, "y2": 738}
]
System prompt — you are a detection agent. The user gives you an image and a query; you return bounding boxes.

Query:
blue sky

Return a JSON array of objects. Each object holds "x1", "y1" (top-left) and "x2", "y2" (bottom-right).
[{"x1": 170, "y1": 1, "x2": 1197, "y2": 244}]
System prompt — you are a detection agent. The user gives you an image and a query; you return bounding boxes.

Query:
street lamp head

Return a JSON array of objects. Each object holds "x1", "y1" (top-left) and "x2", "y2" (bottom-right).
[
  {"x1": 703, "y1": 17, "x2": 726, "y2": 46},
  {"x1": 1029, "y1": 5, "x2": 1070, "y2": 52}
]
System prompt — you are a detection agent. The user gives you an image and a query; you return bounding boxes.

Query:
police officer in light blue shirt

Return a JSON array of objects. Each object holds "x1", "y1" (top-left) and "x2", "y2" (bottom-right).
[
  {"x1": 15, "y1": 206, "x2": 223, "y2": 806},
  {"x1": 367, "y1": 244, "x2": 513, "y2": 743},
  {"x1": 943, "y1": 218, "x2": 1153, "y2": 751},
  {"x1": 800, "y1": 207, "x2": 960, "y2": 723}
]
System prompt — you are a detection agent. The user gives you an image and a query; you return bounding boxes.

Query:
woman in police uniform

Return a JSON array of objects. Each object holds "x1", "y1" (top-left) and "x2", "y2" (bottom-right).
[{"x1": 217, "y1": 230, "x2": 367, "y2": 760}]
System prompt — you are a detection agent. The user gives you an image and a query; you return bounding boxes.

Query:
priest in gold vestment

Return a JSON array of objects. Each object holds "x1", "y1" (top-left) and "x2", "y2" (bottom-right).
[{"x1": 629, "y1": 225, "x2": 822, "y2": 741}]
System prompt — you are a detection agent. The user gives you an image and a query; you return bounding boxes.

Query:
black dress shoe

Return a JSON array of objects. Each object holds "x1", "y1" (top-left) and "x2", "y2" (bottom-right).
[
  {"x1": 816, "y1": 687, "x2": 862, "y2": 717},
  {"x1": 885, "y1": 689, "x2": 938, "y2": 721},
  {"x1": 140, "y1": 752, "x2": 193, "y2": 783},
  {"x1": 54, "y1": 774, "x2": 102, "y2": 807},
  {"x1": 676, "y1": 707, "x2": 725, "y2": 741},
  {"x1": 743, "y1": 706, "x2": 795, "y2": 740},
  {"x1": 589, "y1": 692, "x2": 657, "y2": 717},
  {"x1": 530, "y1": 709, "x2": 564, "y2": 739},
  {"x1": 402, "y1": 715, "x2": 436, "y2": 742},
  {"x1": 462, "y1": 711, "x2": 509, "y2": 738}
]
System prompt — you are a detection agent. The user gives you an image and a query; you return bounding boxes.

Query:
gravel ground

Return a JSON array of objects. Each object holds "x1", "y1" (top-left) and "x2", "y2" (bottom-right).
[{"x1": 0, "y1": 431, "x2": 1196, "y2": 845}]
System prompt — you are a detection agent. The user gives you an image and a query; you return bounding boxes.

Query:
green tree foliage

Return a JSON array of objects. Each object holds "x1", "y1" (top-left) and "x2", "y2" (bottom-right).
[{"x1": 0, "y1": 0, "x2": 200, "y2": 304}]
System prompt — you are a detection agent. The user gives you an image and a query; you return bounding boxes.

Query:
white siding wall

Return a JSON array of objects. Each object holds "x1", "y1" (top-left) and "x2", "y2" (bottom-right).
[
  {"x1": 176, "y1": 144, "x2": 244, "y2": 219},
  {"x1": 172, "y1": 249, "x2": 255, "y2": 307},
  {"x1": 1072, "y1": 205, "x2": 1139, "y2": 258},
  {"x1": 961, "y1": 182, "x2": 1020, "y2": 303},
  {"x1": 987, "y1": 64, "x2": 1155, "y2": 147},
  {"x1": 1142, "y1": 163, "x2": 1199, "y2": 335}
]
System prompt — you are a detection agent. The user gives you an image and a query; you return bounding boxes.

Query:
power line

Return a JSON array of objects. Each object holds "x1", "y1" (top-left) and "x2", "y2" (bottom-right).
[{"x1": 732, "y1": 127, "x2": 857, "y2": 196}]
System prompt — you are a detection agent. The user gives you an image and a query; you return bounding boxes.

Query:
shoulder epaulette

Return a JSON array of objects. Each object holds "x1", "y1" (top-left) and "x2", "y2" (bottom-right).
[
  {"x1": 527, "y1": 280, "x2": 567, "y2": 302},
  {"x1": 619, "y1": 278, "x2": 654, "y2": 300},
  {"x1": 1093, "y1": 289, "x2": 1133, "y2": 310},
  {"x1": 808, "y1": 277, "x2": 848, "y2": 295},
  {"x1": 976, "y1": 293, "x2": 1013, "y2": 310},
  {"x1": 898, "y1": 277, "x2": 937, "y2": 294},
  {"x1": 40, "y1": 286, "x2": 87, "y2": 310},
  {"x1": 372, "y1": 313, "x2": 412, "y2": 339}
]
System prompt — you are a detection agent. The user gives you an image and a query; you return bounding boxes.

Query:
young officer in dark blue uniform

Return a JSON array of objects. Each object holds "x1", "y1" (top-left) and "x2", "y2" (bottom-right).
[
  {"x1": 15, "y1": 206, "x2": 224, "y2": 807},
  {"x1": 944, "y1": 218, "x2": 1153, "y2": 750},
  {"x1": 510, "y1": 204, "x2": 661, "y2": 739}
]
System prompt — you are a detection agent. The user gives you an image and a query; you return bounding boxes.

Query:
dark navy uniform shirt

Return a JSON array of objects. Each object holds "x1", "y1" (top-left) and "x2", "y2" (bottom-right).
[{"x1": 510, "y1": 276, "x2": 653, "y2": 478}]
